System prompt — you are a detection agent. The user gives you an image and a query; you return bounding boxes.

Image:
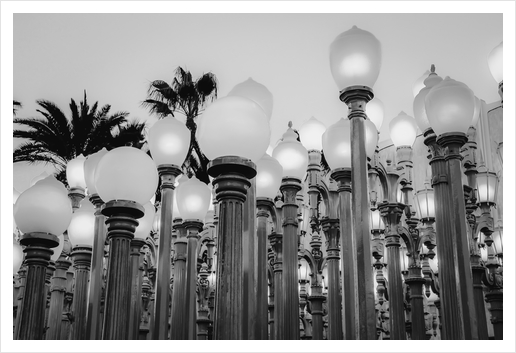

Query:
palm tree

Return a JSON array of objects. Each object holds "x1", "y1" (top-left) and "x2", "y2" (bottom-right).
[
  {"x1": 13, "y1": 100, "x2": 22, "y2": 115},
  {"x1": 142, "y1": 66, "x2": 218, "y2": 183},
  {"x1": 13, "y1": 91, "x2": 146, "y2": 185}
]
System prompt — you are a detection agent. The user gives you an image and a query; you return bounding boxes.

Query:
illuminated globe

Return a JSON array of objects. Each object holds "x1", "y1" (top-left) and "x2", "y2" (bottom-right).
[
  {"x1": 273, "y1": 123, "x2": 308, "y2": 180},
  {"x1": 148, "y1": 116, "x2": 190, "y2": 166},
  {"x1": 228, "y1": 77, "x2": 273, "y2": 120}
]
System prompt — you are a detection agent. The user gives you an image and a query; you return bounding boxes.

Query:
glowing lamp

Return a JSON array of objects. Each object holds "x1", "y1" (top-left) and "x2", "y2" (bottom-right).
[
  {"x1": 476, "y1": 167, "x2": 498, "y2": 206},
  {"x1": 413, "y1": 68, "x2": 443, "y2": 133},
  {"x1": 94, "y1": 147, "x2": 159, "y2": 205},
  {"x1": 298, "y1": 116, "x2": 326, "y2": 151},
  {"x1": 364, "y1": 118, "x2": 378, "y2": 159},
  {"x1": 66, "y1": 154, "x2": 87, "y2": 189},
  {"x1": 228, "y1": 77, "x2": 273, "y2": 120},
  {"x1": 84, "y1": 148, "x2": 108, "y2": 195},
  {"x1": 50, "y1": 234, "x2": 65, "y2": 262},
  {"x1": 134, "y1": 202, "x2": 156, "y2": 240},
  {"x1": 370, "y1": 209, "x2": 384, "y2": 232},
  {"x1": 176, "y1": 177, "x2": 211, "y2": 220},
  {"x1": 389, "y1": 111, "x2": 417, "y2": 148},
  {"x1": 487, "y1": 41, "x2": 503, "y2": 84},
  {"x1": 13, "y1": 241, "x2": 24, "y2": 274},
  {"x1": 272, "y1": 122, "x2": 308, "y2": 180},
  {"x1": 299, "y1": 259, "x2": 310, "y2": 282},
  {"x1": 366, "y1": 97, "x2": 384, "y2": 131},
  {"x1": 329, "y1": 25, "x2": 382, "y2": 90},
  {"x1": 414, "y1": 183, "x2": 435, "y2": 221},
  {"x1": 255, "y1": 154, "x2": 283, "y2": 199},
  {"x1": 491, "y1": 223, "x2": 503, "y2": 256},
  {"x1": 30, "y1": 171, "x2": 49, "y2": 187},
  {"x1": 148, "y1": 116, "x2": 190, "y2": 166},
  {"x1": 67, "y1": 198, "x2": 96, "y2": 246},
  {"x1": 322, "y1": 118, "x2": 351, "y2": 170}
]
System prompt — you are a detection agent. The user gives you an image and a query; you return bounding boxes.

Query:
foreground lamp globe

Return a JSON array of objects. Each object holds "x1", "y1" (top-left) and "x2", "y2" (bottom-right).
[
  {"x1": 366, "y1": 97, "x2": 384, "y2": 131},
  {"x1": 370, "y1": 209, "x2": 384, "y2": 231},
  {"x1": 66, "y1": 154, "x2": 87, "y2": 189},
  {"x1": 148, "y1": 116, "x2": 190, "y2": 166},
  {"x1": 134, "y1": 202, "x2": 156, "y2": 240},
  {"x1": 255, "y1": 154, "x2": 283, "y2": 199},
  {"x1": 322, "y1": 117, "x2": 351, "y2": 170},
  {"x1": 84, "y1": 148, "x2": 108, "y2": 195},
  {"x1": 272, "y1": 123, "x2": 308, "y2": 180},
  {"x1": 487, "y1": 41, "x2": 503, "y2": 84},
  {"x1": 389, "y1": 111, "x2": 418, "y2": 148},
  {"x1": 476, "y1": 166, "x2": 498, "y2": 206},
  {"x1": 298, "y1": 116, "x2": 326, "y2": 151},
  {"x1": 197, "y1": 95, "x2": 270, "y2": 162},
  {"x1": 413, "y1": 68, "x2": 443, "y2": 133},
  {"x1": 14, "y1": 176, "x2": 72, "y2": 236},
  {"x1": 329, "y1": 25, "x2": 382, "y2": 90},
  {"x1": 425, "y1": 76, "x2": 475, "y2": 136},
  {"x1": 67, "y1": 198, "x2": 96, "y2": 247},
  {"x1": 228, "y1": 77, "x2": 274, "y2": 120},
  {"x1": 176, "y1": 177, "x2": 211, "y2": 220},
  {"x1": 94, "y1": 146, "x2": 159, "y2": 205}
]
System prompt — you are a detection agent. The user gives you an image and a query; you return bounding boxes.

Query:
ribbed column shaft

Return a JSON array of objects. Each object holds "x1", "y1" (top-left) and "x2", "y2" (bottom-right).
[
  {"x1": 270, "y1": 232, "x2": 283, "y2": 340},
  {"x1": 256, "y1": 198, "x2": 272, "y2": 340},
  {"x1": 70, "y1": 246, "x2": 92, "y2": 340},
  {"x1": 184, "y1": 220, "x2": 203, "y2": 340},
  {"x1": 170, "y1": 237, "x2": 188, "y2": 339},
  {"x1": 405, "y1": 266, "x2": 426, "y2": 340},
  {"x1": 128, "y1": 239, "x2": 145, "y2": 340},
  {"x1": 309, "y1": 288, "x2": 325, "y2": 340},
  {"x1": 46, "y1": 258, "x2": 71, "y2": 340}
]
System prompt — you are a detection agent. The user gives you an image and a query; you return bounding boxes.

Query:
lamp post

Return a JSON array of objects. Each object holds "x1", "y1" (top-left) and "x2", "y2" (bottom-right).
[
  {"x1": 329, "y1": 25, "x2": 381, "y2": 339},
  {"x1": 170, "y1": 219, "x2": 188, "y2": 339},
  {"x1": 273, "y1": 122, "x2": 308, "y2": 340},
  {"x1": 147, "y1": 115, "x2": 190, "y2": 340},
  {"x1": 197, "y1": 94, "x2": 270, "y2": 339},
  {"x1": 94, "y1": 146, "x2": 159, "y2": 339},
  {"x1": 176, "y1": 176, "x2": 211, "y2": 339},
  {"x1": 425, "y1": 76, "x2": 479, "y2": 339},
  {"x1": 67, "y1": 197, "x2": 95, "y2": 340},
  {"x1": 13, "y1": 176, "x2": 73, "y2": 339}
]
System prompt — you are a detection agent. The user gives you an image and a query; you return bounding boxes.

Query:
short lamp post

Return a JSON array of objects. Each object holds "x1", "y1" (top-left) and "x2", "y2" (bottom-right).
[
  {"x1": 273, "y1": 122, "x2": 308, "y2": 340},
  {"x1": 147, "y1": 115, "x2": 189, "y2": 340},
  {"x1": 197, "y1": 95, "x2": 270, "y2": 339},
  {"x1": 13, "y1": 176, "x2": 72, "y2": 339},
  {"x1": 94, "y1": 146, "x2": 159, "y2": 340},
  {"x1": 67, "y1": 197, "x2": 96, "y2": 340}
]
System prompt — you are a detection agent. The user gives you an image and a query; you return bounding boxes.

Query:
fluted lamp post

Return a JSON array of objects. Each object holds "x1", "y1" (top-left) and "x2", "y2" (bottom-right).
[
  {"x1": 94, "y1": 146, "x2": 159, "y2": 339},
  {"x1": 272, "y1": 122, "x2": 308, "y2": 340},
  {"x1": 197, "y1": 95, "x2": 271, "y2": 339},
  {"x1": 176, "y1": 176, "x2": 211, "y2": 339},
  {"x1": 425, "y1": 76, "x2": 479, "y2": 340},
  {"x1": 13, "y1": 176, "x2": 72, "y2": 340},
  {"x1": 147, "y1": 115, "x2": 190, "y2": 339},
  {"x1": 83, "y1": 147, "x2": 108, "y2": 340},
  {"x1": 67, "y1": 197, "x2": 95, "y2": 340},
  {"x1": 255, "y1": 153, "x2": 283, "y2": 340},
  {"x1": 329, "y1": 25, "x2": 381, "y2": 339}
]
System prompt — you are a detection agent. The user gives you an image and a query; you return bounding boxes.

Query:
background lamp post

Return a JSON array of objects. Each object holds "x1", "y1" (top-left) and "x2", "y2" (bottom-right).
[
  {"x1": 13, "y1": 176, "x2": 72, "y2": 340},
  {"x1": 198, "y1": 94, "x2": 270, "y2": 339},
  {"x1": 94, "y1": 146, "x2": 158, "y2": 339},
  {"x1": 147, "y1": 115, "x2": 189, "y2": 340},
  {"x1": 272, "y1": 122, "x2": 308, "y2": 340},
  {"x1": 176, "y1": 176, "x2": 211, "y2": 339},
  {"x1": 329, "y1": 25, "x2": 381, "y2": 340},
  {"x1": 83, "y1": 147, "x2": 108, "y2": 339},
  {"x1": 425, "y1": 76, "x2": 478, "y2": 340},
  {"x1": 67, "y1": 197, "x2": 95, "y2": 340}
]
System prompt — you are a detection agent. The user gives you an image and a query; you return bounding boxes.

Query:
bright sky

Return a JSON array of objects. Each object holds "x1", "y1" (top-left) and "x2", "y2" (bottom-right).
[{"x1": 3, "y1": 2, "x2": 516, "y2": 352}]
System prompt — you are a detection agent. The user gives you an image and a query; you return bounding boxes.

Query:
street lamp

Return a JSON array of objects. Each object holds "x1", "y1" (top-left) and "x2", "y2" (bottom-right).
[
  {"x1": 329, "y1": 25, "x2": 381, "y2": 340},
  {"x1": 13, "y1": 176, "x2": 72, "y2": 339},
  {"x1": 197, "y1": 94, "x2": 270, "y2": 339},
  {"x1": 272, "y1": 122, "x2": 308, "y2": 340},
  {"x1": 94, "y1": 146, "x2": 158, "y2": 339}
]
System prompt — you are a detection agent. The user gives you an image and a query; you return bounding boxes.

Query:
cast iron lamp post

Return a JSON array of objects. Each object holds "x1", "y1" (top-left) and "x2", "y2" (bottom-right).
[
  {"x1": 147, "y1": 115, "x2": 190, "y2": 339},
  {"x1": 197, "y1": 94, "x2": 271, "y2": 339},
  {"x1": 13, "y1": 176, "x2": 72, "y2": 340},
  {"x1": 94, "y1": 146, "x2": 159, "y2": 339}
]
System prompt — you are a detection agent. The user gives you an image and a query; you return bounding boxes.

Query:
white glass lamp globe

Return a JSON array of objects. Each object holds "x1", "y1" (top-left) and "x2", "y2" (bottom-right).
[
  {"x1": 272, "y1": 123, "x2": 308, "y2": 180},
  {"x1": 14, "y1": 176, "x2": 72, "y2": 236},
  {"x1": 148, "y1": 116, "x2": 190, "y2": 166},
  {"x1": 197, "y1": 95, "x2": 270, "y2": 163},
  {"x1": 329, "y1": 25, "x2": 382, "y2": 90},
  {"x1": 413, "y1": 70, "x2": 443, "y2": 133},
  {"x1": 67, "y1": 198, "x2": 96, "y2": 247},
  {"x1": 425, "y1": 77, "x2": 475, "y2": 136},
  {"x1": 389, "y1": 111, "x2": 418, "y2": 148},
  {"x1": 50, "y1": 234, "x2": 65, "y2": 262},
  {"x1": 14, "y1": 188, "x2": 20, "y2": 204},
  {"x1": 84, "y1": 148, "x2": 108, "y2": 195},
  {"x1": 66, "y1": 154, "x2": 87, "y2": 189},
  {"x1": 13, "y1": 241, "x2": 24, "y2": 274},
  {"x1": 298, "y1": 116, "x2": 326, "y2": 151},
  {"x1": 94, "y1": 147, "x2": 159, "y2": 205},
  {"x1": 30, "y1": 171, "x2": 49, "y2": 187},
  {"x1": 256, "y1": 154, "x2": 283, "y2": 199},
  {"x1": 176, "y1": 177, "x2": 211, "y2": 220},
  {"x1": 414, "y1": 184, "x2": 435, "y2": 221},
  {"x1": 228, "y1": 77, "x2": 274, "y2": 120},
  {"x1": 366, "y1": 97, "x2": 384, "y2": 131},
  {"x1": 134, "y1": 202, "x2": 156, "y2": 240},
  {"x1": 370, "y1": 209, "x2": 385, "y2": 231},
  {"x1": 487, "y1": 41, "x2": 503, "y2": 84},
  {"x1": 172, "y1": 176, "x2": 187, "y2": 219},
  {"x1": 476, "y1": 166, "x2": 498, "y2": 205},
  {"x1": 413, "y1": 70, "x2": 430, "y2": 97},
  {"x1": 364, "y1": 118, "x2": 378, "y2": 159},
  {"x1": 322, "y1": 118, "x2": 351, "y2": 170}
]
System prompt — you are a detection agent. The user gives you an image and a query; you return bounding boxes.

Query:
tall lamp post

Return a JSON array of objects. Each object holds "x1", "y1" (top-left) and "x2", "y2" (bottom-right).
[
  {"x1": 13, "y1": 176, "x2": 72, "y2": 339},
  {"x1": 329, "y1": 25, "x2": 381, "y2": 339},
  {"x1": 94, "y1": 146, "x2": 159, "y2": 339},
  {"x1": 197, "y1": 95, "x2": 270, "y2": 339},
  {"x1": 147, "y1": 115, "x2": 190, "y2": 339}
]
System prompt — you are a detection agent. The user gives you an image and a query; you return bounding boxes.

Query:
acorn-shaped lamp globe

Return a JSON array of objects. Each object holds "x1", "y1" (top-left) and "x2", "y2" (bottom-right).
[
  {"x1": 148, "y1": 116, "x2": 191, "y2": 167},
  {"x1": 84, "y1": 148, "x2": 108, "y2": 195},
  {"x1": 272, "y1": 122, "x2": 308, "y2": 180},
  {"x1": 176, "y1": 177, "x2": 211, "y2": 221},
  {"x1": 322, "y1": 118, "x2": 352, "y2": 170},
  {"x1": 228, "y1": 77, "x2": 274, "y2": 120},
  {"x1": 67, "y1": 198, "x2": 96, "y2": 247},
  {"x1": 134, "y1": 202, "x2": 156, "y2": 240},
  {"x1": 256, "y1": 154, "x2": 283, "y2": 199}
]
